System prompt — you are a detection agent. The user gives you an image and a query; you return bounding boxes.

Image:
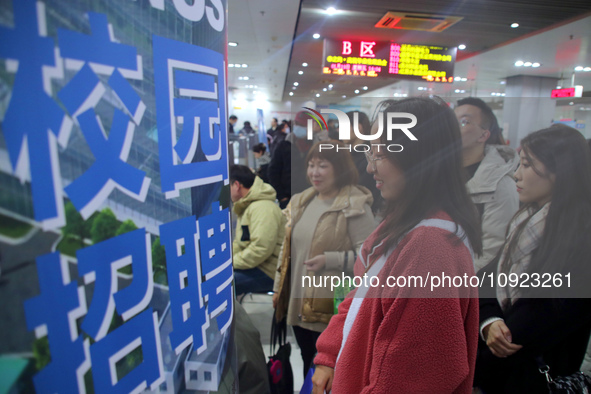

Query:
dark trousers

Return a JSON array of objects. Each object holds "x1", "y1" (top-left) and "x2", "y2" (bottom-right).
[
  {"x1": 233, "y1": 267, "x2": 274, "y2": 296},
  {"x1": 292, "y1": 325, "x2": 322, "y2": 379}
]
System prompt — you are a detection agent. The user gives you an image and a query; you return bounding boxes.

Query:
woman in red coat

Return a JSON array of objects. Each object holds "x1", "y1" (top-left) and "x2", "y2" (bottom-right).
[{"x1": 312, "y1": 97, "x2": 483, "y2": 393}]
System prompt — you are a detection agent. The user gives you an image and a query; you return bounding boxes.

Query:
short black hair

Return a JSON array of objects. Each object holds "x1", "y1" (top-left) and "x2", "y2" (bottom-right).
[
  {"x1": 229, "y1": 115, "x2": 238, "y2": 120},
  {"x1": 457, "y1": 97, "x2": 502, "y2": 144},
  {"x1": 272, "y1": 117, "x2": 278, "y2": 122},
  {"x1": 252, "y1": 143, "x2": 266, "y2": 154},
  {"x1": 244, "y1": 121, "x2": 251, "y2": 127},
  {"x1": 229, "y1": 165, "x2": 255, "y2": 188}
]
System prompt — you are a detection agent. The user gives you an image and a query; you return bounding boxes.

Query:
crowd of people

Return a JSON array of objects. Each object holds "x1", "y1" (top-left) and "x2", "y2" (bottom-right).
[{"x1": 228, "y1": 97, "x2": 591, "y2": 393}]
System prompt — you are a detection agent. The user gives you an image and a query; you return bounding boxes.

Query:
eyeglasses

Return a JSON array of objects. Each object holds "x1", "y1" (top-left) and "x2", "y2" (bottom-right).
[
  {"x1": 364, "y1": 150, "x2": 386, "y2": 171},
  {"x1": 459, "y1": 118, "x2": 485, "y2": 129}
]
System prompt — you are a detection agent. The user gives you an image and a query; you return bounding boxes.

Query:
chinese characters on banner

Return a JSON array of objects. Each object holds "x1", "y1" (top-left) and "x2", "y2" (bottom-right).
[{"x1": 0, "y1": 0, "x2": 232, "y2": 392}]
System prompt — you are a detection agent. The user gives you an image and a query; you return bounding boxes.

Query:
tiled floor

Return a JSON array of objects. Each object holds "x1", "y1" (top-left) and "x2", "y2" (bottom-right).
[{"x1": 241, "y1": 293, "x2": 305, "y2": 394}]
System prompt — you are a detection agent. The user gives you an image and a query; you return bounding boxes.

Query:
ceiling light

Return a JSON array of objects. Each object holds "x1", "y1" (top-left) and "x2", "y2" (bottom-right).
[
  {"x1": 228, "y1": 64, "x2": 234, "y2": 67},
  {"x1": 229, "y1": 42, "x2": 238, "y2": 47},
  {"x1": 316, "y1": 93, "x2": 320, "y2": 97},
  {"x1": 363, "y1": 86, "x2": 368, "y2": 90},
  {"x1": 455, "y1": 76, "x2": 462, "y2": 80},
  {"x1": 313, "y1": 33, "x2": 321, "y2": 39},
  {"x1": 500, "y1": 81, "x2": 506, "y2": 85},
  {"x1": 328, "y1": 84, "x2": 333, "y2": 88},
  {"x1": 325, "y1": 7, "x2": 337, "y2": 15},
  {"x1": 355, "y1": 90, "x2": 360, "y2": 94},
  {"x1": 501, "y1": 93, "x2": 506, "y2": 96},
  {"x1": 289, "y1": 92, "x2": 294, "y2": 96},
  {"x1": 556, "y1": 86, "x2": 562, "y2": 89},
  {"x1": 403, "y1": 94, "x2": 408, "y2": 97},
  {"x1": 458, "y1": 44, "x2": 466, "y2": 50},
  {"x1": 302, "y1": 62, "x2": 308, "y2": 67},
  {"x1": 242, "y1": 64, "x2": 248, "y2": 68},
  {"x1": 511, "y1": 23, "x2": 519, "y2": 28},
  {"x1": 455, "y1": 89, "x2": 460, "y2": 93},
  {"x1": 524, "y1": 62, "x2": 532, "y2": 67},
  {"x1": 460, "y1": 78, "x2": 467, "y2": 82},
  {"x1": 460, "y1": 90, "x2": 465, "y2": 93},
  {"x1": 569, "y1": 102, "x2": 574, "y2": 106},
  {"x1": 323, "y1": 88, "x2": 327, "y2": 91},
  {"x1": 235, "y1": 64, "x2": 242, "y2": 68},
  {"x1": 293, "y1": 82, "x2": 299, "y2": 86},
  {"x1": 575, "y1": 66, "x2": 584, "y2": 71},
  {"x1": 292, "y1": 86, "x2": 296, "y2": 90},
  {"x1": 298, "y1": 71, "x2": 304, "y2": 75},
  {"x1": 585, "y1": 67, "x2": 591, "y2": 72},
  {"x1": 342, "y1": 95, "x2": 347, "y2": 98},
  {"x1": 515, "y1": 60, "x2": 524, "y2": 67},
  {"x1": 532, "y1": 63, "x2": 540, "y2": 68}
]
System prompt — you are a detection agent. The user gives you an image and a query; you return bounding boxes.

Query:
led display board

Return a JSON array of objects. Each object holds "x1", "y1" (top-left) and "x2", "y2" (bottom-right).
[
  {"x1": 551, "y1": 86, "x2": 583, "y2": 98},
  {"x1": 322, "y1": 39, "x2": 457, "y2": 83}
]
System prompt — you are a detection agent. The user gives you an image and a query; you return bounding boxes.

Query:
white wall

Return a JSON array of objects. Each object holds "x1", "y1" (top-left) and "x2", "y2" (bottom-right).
[{"x1": 228, "y1": 91, "x2": 296, "y2": 132}]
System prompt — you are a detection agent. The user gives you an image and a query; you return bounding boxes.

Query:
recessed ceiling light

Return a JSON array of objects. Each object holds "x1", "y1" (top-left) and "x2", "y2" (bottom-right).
[
  {"x1": 460, "y1": 90, "x2": 465, "y2": 93},
  {"x1": 298, "y1": 71, "x2": 304, "y2": 75},
  {"x1": 515, "y1": 60, "x2": 524, "y2": 67},
  {"x1": 293, "y1": 82, "x2": 299, "y2": 86},
  {"x1": 302, "y1": 62, "x2": 308, "y2": 67},
  {"x1": 328, "y1": 84, "x2": 333, "y2": 88},
  {"x1": 455, "y1": 89, "x2": 460, "y2": 93},
  {"x1": 363, "y1": 86, "x2": 368, "y2": 90},
  {"x1": 289, "y1": 92, "x2": 294, "y2": 96},
  {"x1": 325, "y1": 7, "x2": 337, "y2": 15},
  {"x1": 500, "y1": 81, "x2": 506, "y2": 85},
  {"x1": 323, "y1": 88, "x2": 327, "y2": 91},
  {"x1": 229, "y1": 42, "x2": 238, "y2": 47},
  {"x1": 524, "y1": 62, "x2": 532, "y2": 67},
  {"x1": 458, "y1": 44, "x2": 466, "y2": 50},
  {"x1": 242, "y1": 64, "x2": 248, "y2": 68},
  {"x1": 316, "y1": 93, "x2": 320, "y2": 97},
  {"x1": 235, "y1": 64, "x2": 242, "y2": 68},
  {"x1": 585, "y1": 67, "x2": 591, "y2": 72},
  {"x1": 355, "y1": 89, "x2": 360, "y2": 94},
  {"x1": 313, "y1": 33, "x2": 321, "y2": 39},
  {"x1": 501, "y1": 93, "x2": 506, "y2": 96},
  {"x1": 228, "y1": 64, "x2": 234, "y2": 68},
  {"x1": 511, "y1": 23, "x2": 519, "y2": 28},
  {"x1": 569, "y1": 102, "x2": 574, "y2": 105},
  {"x1": 532, "y1": 63, "x2": 540, "y2": 68},
  {"x1": 342, "y1": 95, "x2": 347, "y2": 98},
  {"x1": 461, "y1": 78, "x2": 468, "y2": 82},
  {"x1": 575, "y1": 66, "x2": 584, "y2": 71}
]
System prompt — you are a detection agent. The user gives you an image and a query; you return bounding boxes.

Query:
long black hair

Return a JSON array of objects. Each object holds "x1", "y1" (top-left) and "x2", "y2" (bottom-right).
[
  {"x1": 505, "y1": 124, "x2": 591, "y2": 284},
  {"x1": 370, "y1": 97, "x2": 483, "y2": 257}
]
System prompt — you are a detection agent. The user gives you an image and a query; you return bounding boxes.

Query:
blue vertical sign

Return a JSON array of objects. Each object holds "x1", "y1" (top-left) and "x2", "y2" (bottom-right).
[{"x1": 0, "y1": 0, "x2": 233, "y2": 392}]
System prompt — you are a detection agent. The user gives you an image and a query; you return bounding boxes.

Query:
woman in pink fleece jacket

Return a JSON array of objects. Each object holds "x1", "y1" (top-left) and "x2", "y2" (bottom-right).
[{"x1": 312, "y1": 97, "x2": 483, "y2": 394}]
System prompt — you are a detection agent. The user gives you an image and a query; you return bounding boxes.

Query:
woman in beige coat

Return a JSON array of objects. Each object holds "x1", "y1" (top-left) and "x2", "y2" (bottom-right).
[{"x1": 272, "y1": 140, "x2": 375, "y2": 378}]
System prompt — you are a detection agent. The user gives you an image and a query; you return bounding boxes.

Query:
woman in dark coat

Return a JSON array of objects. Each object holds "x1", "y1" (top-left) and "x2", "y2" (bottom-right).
[{"x1": 475, "y1": 124, "x2": 591, "y2": 393}]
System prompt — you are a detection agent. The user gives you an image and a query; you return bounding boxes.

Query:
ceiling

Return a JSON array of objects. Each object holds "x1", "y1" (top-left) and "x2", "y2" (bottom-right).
[{"x1": 227, "y1": 0, "x2": 591, "y2": 105}]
